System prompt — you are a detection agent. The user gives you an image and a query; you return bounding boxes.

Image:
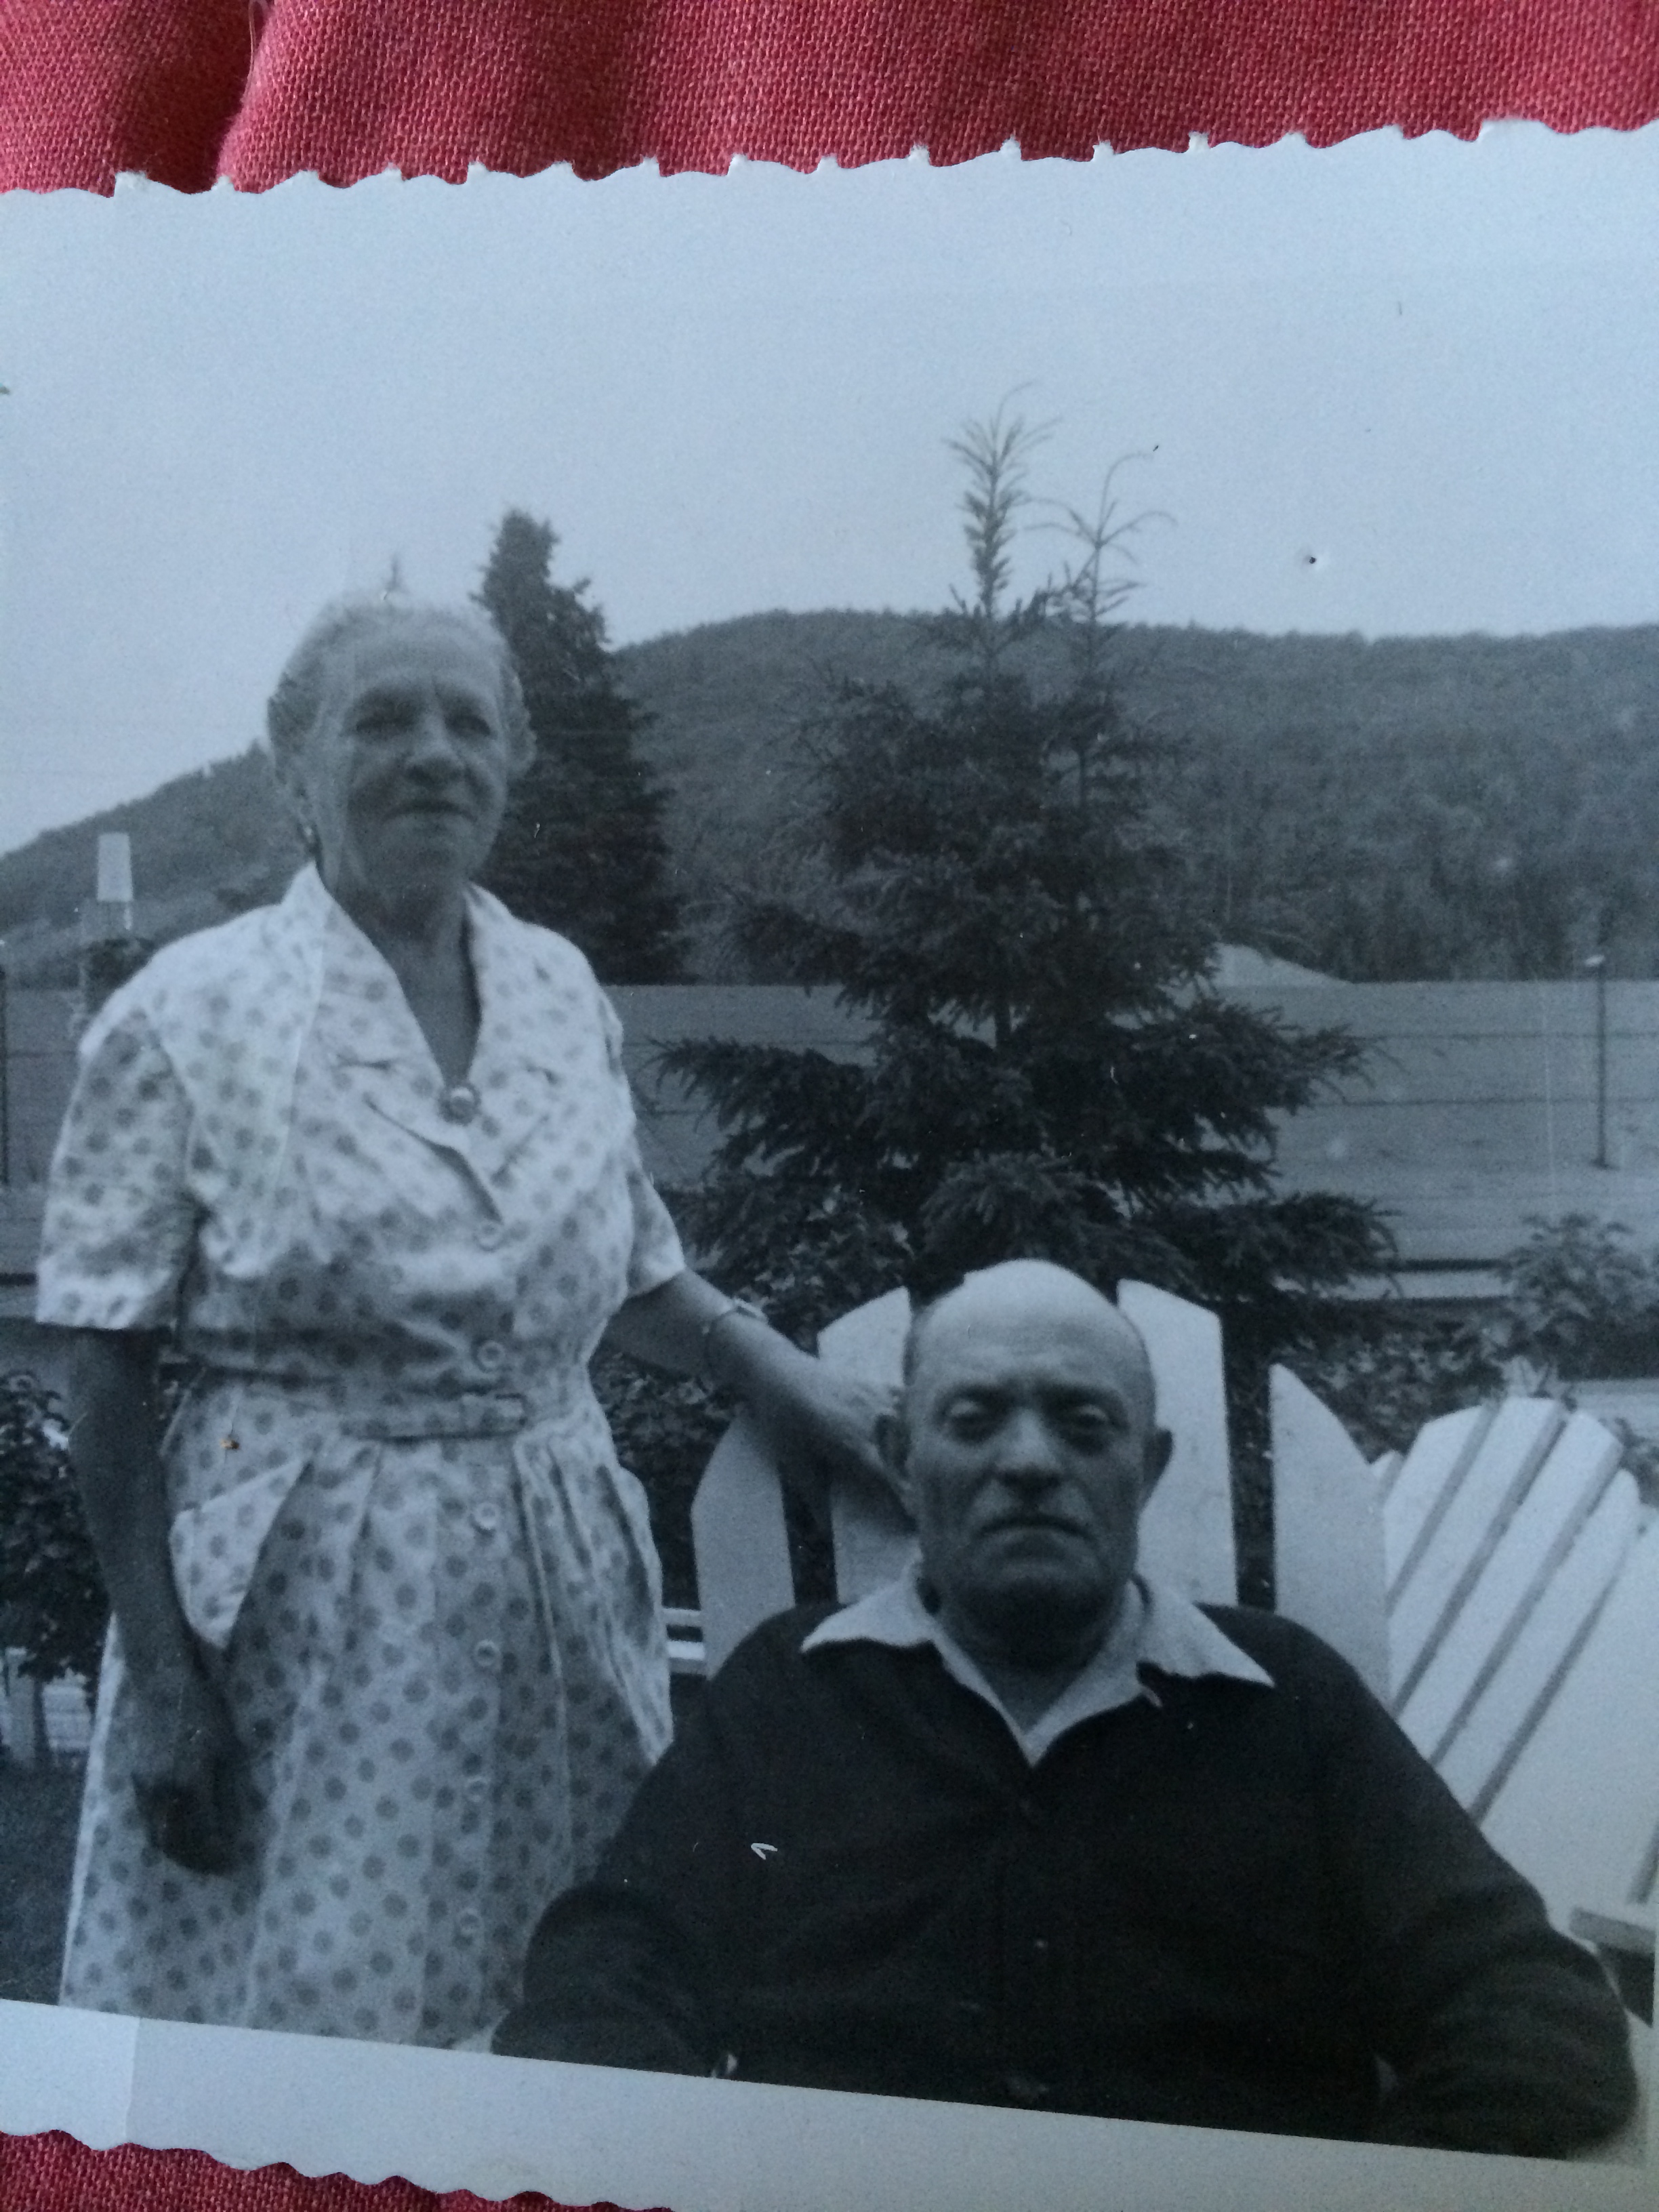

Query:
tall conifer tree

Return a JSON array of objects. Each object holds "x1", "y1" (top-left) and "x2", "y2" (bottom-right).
[
  {"x1": 668, "y1": 416, "x2": 1391, "y2": 1366},
  {"x1": 478, "y1": 511, "x2": 683, "y2": 980}
]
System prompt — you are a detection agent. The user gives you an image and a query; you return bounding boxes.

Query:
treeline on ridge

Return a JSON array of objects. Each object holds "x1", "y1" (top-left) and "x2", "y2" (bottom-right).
[{"x1": 3, "y1": 611, "x2": 1655, "y2": 985}]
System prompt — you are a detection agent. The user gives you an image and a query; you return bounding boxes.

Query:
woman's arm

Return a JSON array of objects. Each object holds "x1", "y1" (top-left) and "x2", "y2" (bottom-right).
[
  {"x1": 66, "y1": 1329, "x2": 241, "y2": 1873},
  {"x1": 602, "y1": 1269, "x2": 897, "y2": 1509}
]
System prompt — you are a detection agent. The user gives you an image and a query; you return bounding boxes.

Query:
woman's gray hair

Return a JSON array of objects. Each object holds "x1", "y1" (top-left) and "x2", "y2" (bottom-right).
[{"x1": 266, "y1": 595, "x2": 534, "y2": 777}]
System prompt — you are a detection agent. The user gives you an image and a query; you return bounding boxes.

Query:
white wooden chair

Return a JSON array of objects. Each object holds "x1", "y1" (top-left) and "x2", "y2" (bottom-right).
[
  {"x1": 684, "y1": 1282, "x2": 1659, "y2": 2025},
  {"x1": 1274, "y1": 1368, "x2": 1659, "y2": 2017}
]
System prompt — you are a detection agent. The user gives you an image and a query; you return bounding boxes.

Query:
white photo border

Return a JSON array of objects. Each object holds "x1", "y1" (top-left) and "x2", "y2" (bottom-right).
[
  {"x1": 0, "y1": 1998, "x2": 1654, "y2": 2207},
  {"x1": 2, "y1": 127, "x2": 1658, "y2": 2211}
]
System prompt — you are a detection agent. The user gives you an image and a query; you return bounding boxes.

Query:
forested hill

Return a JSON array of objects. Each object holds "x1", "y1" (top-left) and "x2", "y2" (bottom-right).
[
  {"x1": 619, "y1": 612, "x2": 1659, "y2": 982},
  {"x1": 4, "y1": 613, "x2": 1656, "y2": 982},
  {"x1": 0, "y1": 748, "x2": 305, "y2": 975}
]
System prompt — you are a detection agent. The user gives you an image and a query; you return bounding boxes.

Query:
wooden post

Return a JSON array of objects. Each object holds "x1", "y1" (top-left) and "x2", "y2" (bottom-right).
[
  {"x1": 3, "y1": 1652, "x2": 45, "y2": 1769},
  {"x1": 0, "y1": 960, "x2": 9, "y2": 1187},
  {"x1": 79, "y1": 831, "x2": 145, "y2": 1021}
]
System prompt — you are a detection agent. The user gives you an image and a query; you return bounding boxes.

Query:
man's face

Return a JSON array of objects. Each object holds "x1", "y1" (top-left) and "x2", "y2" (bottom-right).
[{"x1": 891, "y1": 1270, "x2": 1172, "y2": 1667}]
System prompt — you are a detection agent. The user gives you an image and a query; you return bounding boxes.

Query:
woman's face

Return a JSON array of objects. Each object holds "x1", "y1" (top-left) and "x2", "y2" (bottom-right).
[{"x1": 294, "y1": 620, "x2": 516, "y2": 920}]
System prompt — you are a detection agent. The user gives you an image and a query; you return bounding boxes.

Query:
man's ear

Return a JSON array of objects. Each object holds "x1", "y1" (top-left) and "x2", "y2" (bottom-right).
[
  {"x1": 1141, "y1": 1425, "x2": 1174, "y2": 1507},
  {"x1": 876, "y1": 1406, "x2": 916, "y2": 1515},
  {"x1": 270, "y1": 751, "x2": 307, "y2": 825}
]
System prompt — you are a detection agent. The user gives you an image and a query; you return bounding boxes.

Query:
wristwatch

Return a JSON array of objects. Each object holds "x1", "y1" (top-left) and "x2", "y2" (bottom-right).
[{"x1": 698, "y1": 1296, "x2": 769, "y2": 1383}]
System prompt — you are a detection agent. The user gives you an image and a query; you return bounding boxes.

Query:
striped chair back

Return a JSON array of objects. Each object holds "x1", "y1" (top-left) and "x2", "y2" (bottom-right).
[{"x1": 1273, "y1": 1368, "x2": 1658, "y2": 1958}]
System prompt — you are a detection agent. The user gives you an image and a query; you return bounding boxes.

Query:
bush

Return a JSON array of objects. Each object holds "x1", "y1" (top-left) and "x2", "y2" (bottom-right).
[
  {"x1": 1496, "y1": 1214, "x2": 1659, "y2": 1385},
  {"x1": 1284, "y1": 1308, "x2": 1506, "y2": 1463},
  {"x1": 0, "y1": 1373, "x2": 108, "y2": 1692}
]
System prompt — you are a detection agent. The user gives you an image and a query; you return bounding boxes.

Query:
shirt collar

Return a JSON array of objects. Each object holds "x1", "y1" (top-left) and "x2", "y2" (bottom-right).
[{"x1": 802, "y1": 1565, "x2": 1273, "y2": 1767}]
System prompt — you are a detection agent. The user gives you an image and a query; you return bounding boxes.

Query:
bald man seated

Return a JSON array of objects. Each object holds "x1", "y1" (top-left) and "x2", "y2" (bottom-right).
[{"x1": 495, "y1": 1261, "x2": 1637, "y2": 2155}]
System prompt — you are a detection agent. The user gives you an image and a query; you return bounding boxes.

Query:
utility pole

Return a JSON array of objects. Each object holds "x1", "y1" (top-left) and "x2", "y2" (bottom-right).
[
  {"x1": 1585, "y1": 952, "x2": 1609, "y2": 1169},
  {"x1": 0, "y1": 957, "x2": 9, "y2": 1187}
]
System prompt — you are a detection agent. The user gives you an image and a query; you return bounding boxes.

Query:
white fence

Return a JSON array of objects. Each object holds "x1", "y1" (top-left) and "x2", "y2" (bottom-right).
[{"x1": 1, "y1": 1649, "x2": 91, "y2": 1763}]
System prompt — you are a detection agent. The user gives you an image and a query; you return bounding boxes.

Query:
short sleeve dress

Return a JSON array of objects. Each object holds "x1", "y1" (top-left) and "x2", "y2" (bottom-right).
[{"x1": 36, "y1": 865, "x2": 687, "y2": 2046}]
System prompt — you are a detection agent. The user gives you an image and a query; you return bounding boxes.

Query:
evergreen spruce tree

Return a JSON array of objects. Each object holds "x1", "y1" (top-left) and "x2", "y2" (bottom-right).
[
  {"x1": 477, "y1": 511, "x2": 684, "y2": 980},
  {"x1": 668, "y1": 415, "x2": 1392, "y2": 1374}
]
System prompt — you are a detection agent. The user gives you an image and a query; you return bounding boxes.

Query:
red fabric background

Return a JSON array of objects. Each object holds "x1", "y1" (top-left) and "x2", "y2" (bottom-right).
[
  {"x1": 0, "y1": 0, "x2": 1656, "y2": 192},
  {"x1": 0, "y1": 2133, "x2": 659, "y2": 2212},
  {"x1": 2, "y1": 0, "x2": 1656, "y2": 2202}
]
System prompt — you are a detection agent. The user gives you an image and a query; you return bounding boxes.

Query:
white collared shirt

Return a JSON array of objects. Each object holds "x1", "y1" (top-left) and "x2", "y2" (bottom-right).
[{"x1": 803, "y1": 1567, "x2": 1273, "y2": 1765}]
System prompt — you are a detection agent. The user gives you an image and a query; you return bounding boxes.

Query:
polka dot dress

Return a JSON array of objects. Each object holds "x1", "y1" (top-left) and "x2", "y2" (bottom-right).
[{"x1": 39, "y1": 866, "x2": 684, "y2": 2045}]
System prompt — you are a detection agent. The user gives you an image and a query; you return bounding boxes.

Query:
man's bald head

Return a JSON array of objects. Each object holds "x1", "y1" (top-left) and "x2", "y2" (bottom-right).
[
  {"x1": 903, "y1": 1261, "x2": 1158, "y2": 1429},
  {"x1": 883, "y1": 1260, "x2": 1173, "y2": 1683}
]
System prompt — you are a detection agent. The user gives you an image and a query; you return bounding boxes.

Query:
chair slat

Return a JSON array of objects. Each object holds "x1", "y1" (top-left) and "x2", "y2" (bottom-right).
[
  {"x1": 1389, "y1": 1397, "x2": 1563, "y2": 1702},
  {"x1": 1270, "y1": 1365, "x2": 1387, "y2": 1698},
  {"x1": 817, "y1": 1288, "x2": 911, "y2": 1391},
  {"x1": 1398, "y1": 1412, "x2": 1624, "y2": 1762},
  {"x1": 1482, "y1": 1516, "x2": 1659, "y2": 1933},
  {"x1": 819, "y1": 1289, "x2": 916, "y2": 1600},
  {"x1": 1435, "y1": 1471, "x2": 1637, "y2": 1813},
  {"x1": 690, "y1": 1412, "x2": 798, "y2": 1678},
  {"x1": 1382, "y1": 1405, "x2": 1492, "y2": 1597},
  {"x1": 1118, "y1": 1280, "x2": 1236, "y2": 1604},
  {"x1": 1631, "y1": 1808, "x2": 1659, "y2": 1911}
]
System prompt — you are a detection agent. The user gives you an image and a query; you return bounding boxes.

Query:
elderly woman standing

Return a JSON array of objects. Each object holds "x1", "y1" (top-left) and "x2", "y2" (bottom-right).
[{"x1": 37, "y1": 596, "x2": 882, "y2": 2046}]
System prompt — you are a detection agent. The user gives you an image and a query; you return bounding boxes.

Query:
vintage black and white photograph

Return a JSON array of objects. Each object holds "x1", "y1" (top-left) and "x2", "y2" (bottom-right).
[{"x1": 0, "y1": 128, "x2": 1655, "y2": 2209}]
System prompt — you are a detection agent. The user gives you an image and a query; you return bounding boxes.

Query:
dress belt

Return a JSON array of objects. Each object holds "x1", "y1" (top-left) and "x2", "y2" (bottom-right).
[
  {"x1": 194, "y1": 1374, "x2": 592, "y2": 1444},
  {"x1": 340, "y1": 1393, "x2": 531, "y2": 1441}
]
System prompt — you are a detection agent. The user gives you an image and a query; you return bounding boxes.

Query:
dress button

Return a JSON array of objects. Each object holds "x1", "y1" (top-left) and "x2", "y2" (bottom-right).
[
  {"x1": 456, "y1": 1906, "x2": 483, "y2": 1940},
  {"x1": 475, "y1": 1220, "x2": 505, "y2": 1251},
  {"x1": 474, "y1": 1340, "x2": 506, "y2": 1374},
  {"x1": 473, "y1": 1639, "x2": 501, "y2": 1673},
  {"x1": 464, "y1": 1774, "x2": 489, "y2": 1804},
  {"x1": 472, "y1": 1501, "x2": 501, "y2": 1536}
]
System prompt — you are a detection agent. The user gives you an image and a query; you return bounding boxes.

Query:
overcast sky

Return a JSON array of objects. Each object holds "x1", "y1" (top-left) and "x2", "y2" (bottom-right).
[{"x1": 0, "y1": 125, "x2": 1656, "y2": 855}]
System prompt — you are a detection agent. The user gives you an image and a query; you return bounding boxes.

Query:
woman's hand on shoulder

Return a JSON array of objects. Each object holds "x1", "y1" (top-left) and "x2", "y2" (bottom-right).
[
  {"x1": 127, "y1": 1653, "x2": 243, "y2": 1875},
  {"x1": 605, "y1": 1271, "x2": 905, "y2": 1519}
]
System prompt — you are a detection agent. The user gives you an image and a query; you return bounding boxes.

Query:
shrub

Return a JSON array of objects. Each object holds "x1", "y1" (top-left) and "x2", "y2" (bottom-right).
[
  {"x1": 0, "y1": 1373, "x2": 108, "y2": 1692},
  {"x1": 1496, "y1": 1214, "x2": 1659, "y2": 1385},
  {"x1": 1284, "y1": 1307, "x2": 1506, "y2": 1463}
]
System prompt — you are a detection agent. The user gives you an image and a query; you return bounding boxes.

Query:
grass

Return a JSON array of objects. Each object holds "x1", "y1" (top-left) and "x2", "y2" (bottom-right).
[{"x1": 0, "y1": 1756, "x2": 81, "y2": 2004}]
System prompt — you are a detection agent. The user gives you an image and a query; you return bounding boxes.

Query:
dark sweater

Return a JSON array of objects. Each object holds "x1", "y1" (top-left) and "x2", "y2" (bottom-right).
[{"x1": 497, "y1": 1601, "x2": 1636, "y2": 2155}]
